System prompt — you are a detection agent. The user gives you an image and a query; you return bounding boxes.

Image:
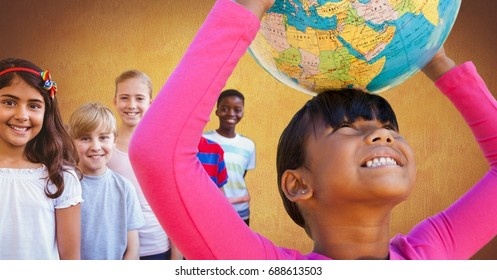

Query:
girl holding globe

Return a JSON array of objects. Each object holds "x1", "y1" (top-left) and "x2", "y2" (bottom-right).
[{"x1": 129, "y1": 0, "x2": 497, "y2": 259}]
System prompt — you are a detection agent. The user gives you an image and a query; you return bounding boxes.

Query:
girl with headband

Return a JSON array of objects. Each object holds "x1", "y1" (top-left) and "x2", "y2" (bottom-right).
[
  {"x1": 130, "y1": 0, "x2": 497, "y2": 259},
  {"x1": 0, "y1": 58, "x2": 82, "y2": 259}
]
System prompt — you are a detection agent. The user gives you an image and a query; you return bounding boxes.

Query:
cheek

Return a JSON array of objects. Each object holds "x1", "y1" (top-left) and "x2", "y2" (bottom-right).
[
  {"x1": 33, "y1": 112, "x2": 45, "y2": 128},
  {"x1": 408, "y1": 157, "x2": 417, "y2": 184},
  {"x1": 115, "y1": 100, "x2": 128, "y2": 109},
  {"x1": 104, "y1": 143, "x2": 115, "y2": 153},
  {"x1": 397, "y1": 142, "x2": 417, "y2": 185},
  {"x1": 117, "y1": 103, "x2": 127, "y2": 111},
  {"x1": 139, "y1": 104, "x2": 150, "y2": 113},
  {"x1": 75, "y1": 143, "x2": 88, "y2": 155}
]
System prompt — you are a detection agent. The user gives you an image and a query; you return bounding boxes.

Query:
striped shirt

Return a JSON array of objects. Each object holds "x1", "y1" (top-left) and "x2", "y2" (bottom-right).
[{"x1": 197, "y1": 136, "x2": 228, "y2": 188}]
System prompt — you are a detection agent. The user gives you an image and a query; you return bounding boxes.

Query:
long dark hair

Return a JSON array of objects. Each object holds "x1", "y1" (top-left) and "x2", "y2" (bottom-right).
[
  {"x1": 276, "y1": 88, "x2": 399, "y2": 230},
  {"x1": 0, "y1": 58, "x2": 79, "y2": 198}
]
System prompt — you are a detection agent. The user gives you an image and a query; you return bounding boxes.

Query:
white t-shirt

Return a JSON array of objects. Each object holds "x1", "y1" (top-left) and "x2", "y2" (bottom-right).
[
  {"x1": 0, "y1": 166, "x2": 82, "y2": 260},
  {"x1": 107, "y1": 147, "x2": 171, "y2": 256},
  {"x1": 203, "y1": 130, "x2": 256, "y2": 220}
]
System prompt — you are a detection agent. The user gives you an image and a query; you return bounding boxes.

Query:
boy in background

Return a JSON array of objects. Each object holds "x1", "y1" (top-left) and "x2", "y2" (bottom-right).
[
  {"x1": 68, "y1": 102, "x2": 144, "y2": 260},
  {"x1": 203, "y1": 89, "x2": 256, "y2": 225}
]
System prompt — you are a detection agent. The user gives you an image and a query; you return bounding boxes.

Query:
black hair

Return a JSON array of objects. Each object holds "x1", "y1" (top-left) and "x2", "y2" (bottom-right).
[
  {"x1": 276, "y1": 88, "x2": 399, "y2": 231},
  {"x1": 217, "y1": 88, "x2": 245, "y2": 107}
]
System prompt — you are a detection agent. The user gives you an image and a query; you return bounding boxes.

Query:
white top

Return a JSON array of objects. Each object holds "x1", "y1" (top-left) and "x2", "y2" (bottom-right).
[
  {"x1": 107, "y1": 147, "x2": 170, "y2": 256},
  {"x1": 203, "y1": 130, "x2": 256, "y2": 219},
  {"x1": 0, "y1": 166, "x2": 82, "y2": 260}
]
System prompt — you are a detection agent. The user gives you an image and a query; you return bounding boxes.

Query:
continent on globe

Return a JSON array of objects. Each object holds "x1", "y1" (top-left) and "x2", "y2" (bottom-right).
[{"x1": 248, "y1": 0, "x2": 461, "y2": 95}]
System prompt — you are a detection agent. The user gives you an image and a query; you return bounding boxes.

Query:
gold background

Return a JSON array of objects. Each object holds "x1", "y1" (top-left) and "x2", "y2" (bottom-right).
[{"x1": 1, "y1": 0, "x2": 496, "y2": 259}]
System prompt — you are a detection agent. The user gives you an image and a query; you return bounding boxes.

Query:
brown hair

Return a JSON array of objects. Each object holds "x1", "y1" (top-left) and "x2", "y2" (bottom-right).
[
  {"x1": 115, "y1": 69, "x2": 153, "y2": 98},
  {"x1": 0, "y1": 58, "x2": 79, "y2": 198},
  {"x1": 68, "y1": 102, "x2": 117, "y2": 139}
]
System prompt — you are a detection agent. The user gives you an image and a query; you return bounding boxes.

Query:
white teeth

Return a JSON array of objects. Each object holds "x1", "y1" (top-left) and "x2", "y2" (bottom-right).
[
  {"x1": 365, "y1": 157, "x2": 398, "y2": 167},
  {"x1": 89, "y1": 155, "x2": 104, "y2": 158},
  {"x1": 11, "y1": 126, "x2": 28, "y2": 132}
]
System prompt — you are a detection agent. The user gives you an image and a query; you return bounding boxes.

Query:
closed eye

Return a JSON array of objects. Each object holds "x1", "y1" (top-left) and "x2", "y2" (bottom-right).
[
  {"x1": 337, "y1": 123, "x2": 356, "y2": 130},
  {"x1": 332, "y1": 123, "x2": 357, "y2": 134},
  {"x1": 383, "y1": 124, "x2": 395, "y2": 130}
]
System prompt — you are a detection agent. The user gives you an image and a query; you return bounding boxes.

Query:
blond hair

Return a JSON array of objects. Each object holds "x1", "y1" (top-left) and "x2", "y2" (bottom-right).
[
  {"x1": 68, "y1": 102, "x2": 117, "y2": 139},
  {"x1": 115, "y1": 69, "x2": 153, "y2": 98}
]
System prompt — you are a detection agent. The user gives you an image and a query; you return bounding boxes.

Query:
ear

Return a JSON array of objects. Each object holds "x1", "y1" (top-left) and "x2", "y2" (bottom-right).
[
  {"x1": 113, "y1": 97, "x2": 117, "y2": 107},
  {"x1": 281, "y1": 169, "x2": 313, "y2": 202}
]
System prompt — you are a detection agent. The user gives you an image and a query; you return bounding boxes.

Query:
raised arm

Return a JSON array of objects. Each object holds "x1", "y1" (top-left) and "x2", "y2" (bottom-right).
[
  {"x1": 129, "y1": 0, "x2": 279, "y2": 259},
  {"x1": 409, "y1": 48, "x2": 497, "y2": 259},
  {"x1": 236, "y1": 0, "x2": 274, "y2": 19},
  {"x1": 421, "y1": 47, "x2": 456, "y2": 81}
]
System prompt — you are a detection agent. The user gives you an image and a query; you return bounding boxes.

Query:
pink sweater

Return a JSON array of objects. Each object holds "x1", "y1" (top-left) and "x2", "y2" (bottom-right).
[{"x1": 129, "y1": 0, "x2": 497, "y2": 259}]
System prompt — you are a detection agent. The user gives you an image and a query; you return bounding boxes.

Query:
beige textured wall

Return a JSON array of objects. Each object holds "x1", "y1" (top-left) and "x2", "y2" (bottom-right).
[{"x1": 1, "y1": 0, "x2": 496, "y2": 259}]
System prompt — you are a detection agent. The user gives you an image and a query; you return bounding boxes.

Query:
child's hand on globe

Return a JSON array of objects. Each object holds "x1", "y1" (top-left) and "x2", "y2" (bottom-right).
[
  {"x1": 235, "y1": 0, "x2": 275, "y2": 19},
  {"x1": 422, "y1": 47, "x2": 456, "y2": 82}
]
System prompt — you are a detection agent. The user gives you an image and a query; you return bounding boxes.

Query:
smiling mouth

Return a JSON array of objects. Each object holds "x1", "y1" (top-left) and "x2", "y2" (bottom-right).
[
  {"x1": 224, "y1": 118, "x2": 237, "y2": 124},
  {"x1": 10, "y1": 125, "x2": 29, "y2": 132},
  {"x1": 88, "y1": 155, "x2": 105, "y2": 159},
  {"x1": 362, "y1": 157, "x2": 399, "y2": 168}
]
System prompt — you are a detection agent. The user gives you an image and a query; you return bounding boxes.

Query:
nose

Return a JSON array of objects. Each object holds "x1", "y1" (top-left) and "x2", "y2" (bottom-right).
[
  {"x1": 365, "y1": 127, "x2": 394, "y2": 145},
  {"x1": 14, "y1": 106, "x2": 28, "y2": 122},
  {"x1": 225, "y1": 108, "x2": 236, "y2": 116},
  {"x1": 90, "y1": 141, "x2": 102, "y2": 151},
  {"x1": 127, "y1": 99, "x2": 137, "y2": 109}
]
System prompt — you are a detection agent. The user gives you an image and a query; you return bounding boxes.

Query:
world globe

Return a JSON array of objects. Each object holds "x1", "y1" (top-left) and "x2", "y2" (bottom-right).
[{"x1": 248, "y1": 0, "x2": 461, "y2": 95}]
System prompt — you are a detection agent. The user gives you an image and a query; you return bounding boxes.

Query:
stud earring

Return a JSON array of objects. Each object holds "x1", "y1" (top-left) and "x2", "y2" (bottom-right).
[{"x1": 301, "y1": 190, "x2": 306, "y2": 194}]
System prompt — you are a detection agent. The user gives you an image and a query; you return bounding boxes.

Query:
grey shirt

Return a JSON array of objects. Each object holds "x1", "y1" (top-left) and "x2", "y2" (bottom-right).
[{"x1": 80, "y1": 168, "x2": 144, "y2": 260}]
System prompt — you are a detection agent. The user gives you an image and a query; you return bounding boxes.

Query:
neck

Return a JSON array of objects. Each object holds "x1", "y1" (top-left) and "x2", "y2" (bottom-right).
[
  {"x1": 116, "y1": 125, "x2": 136, "y2": 152},
  {"x1": 313, "y1": 225, "x2": 391, "y2": 260},
  {"x1": 216, "y1": 128, "x2": 236, "y2": 138},
  {"x1": 0, "y1": 146, "x2": 41, "y2": 169},
  {"x1": 80, "y1": 165, "x2": 108, "y2": 177},
  {"x1": 309, "y1": 208, "x2": 392, "y2": 260}
]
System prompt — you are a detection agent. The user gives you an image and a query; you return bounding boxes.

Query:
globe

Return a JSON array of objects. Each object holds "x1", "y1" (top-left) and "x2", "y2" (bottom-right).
[{"x1": 248, "y1": 0, "x2": 461, "y2": 95}]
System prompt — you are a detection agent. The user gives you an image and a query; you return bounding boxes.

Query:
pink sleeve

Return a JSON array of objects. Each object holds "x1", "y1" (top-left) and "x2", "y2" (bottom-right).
[
  {"x1": 406, "y1": 62, "x2": 497, "y2": 259},
  {"x1": 129, "y1": 0, "x2": 293, "y2": 259}
]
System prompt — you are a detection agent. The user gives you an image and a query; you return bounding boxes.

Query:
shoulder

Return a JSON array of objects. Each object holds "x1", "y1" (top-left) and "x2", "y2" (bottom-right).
[
  {"x1": 54, "y1": 167, "x2": 83, "y2": 207},
  {"x1": 107, "y1": 169, "x2": 134, "y2": 189},
  {"x1": 237, "y1": 134, "x2": 255, "y2": 148},
  {"x1": 202, "y1": 130, "x2": 217, "y2": 140},
  {"x1": 61, "y1": 167, "x2": 82, "y2": 184},
  {"x1": 202, "y1": 138, "x2": 224, "y2": 151}
]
